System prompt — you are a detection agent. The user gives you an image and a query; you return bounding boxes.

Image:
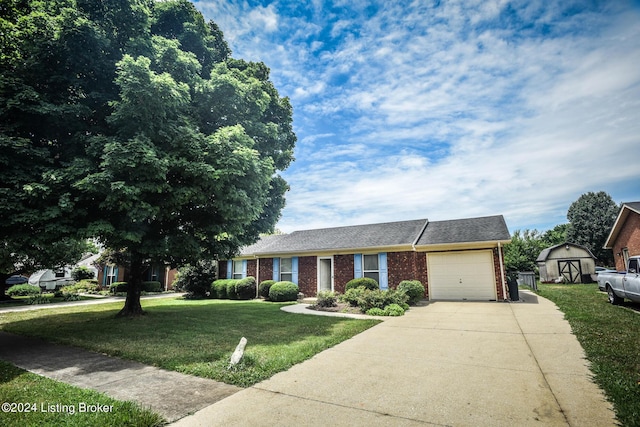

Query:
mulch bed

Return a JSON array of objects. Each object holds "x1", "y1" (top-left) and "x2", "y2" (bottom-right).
[{"x1": 306, "y1": 302, "x2": 364, "y2": 315}]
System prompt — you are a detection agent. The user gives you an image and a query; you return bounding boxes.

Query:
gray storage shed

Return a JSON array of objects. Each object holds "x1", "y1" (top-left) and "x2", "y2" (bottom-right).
[{"x1": 536, "y1": 243, "x2": 596, "y2": 283}]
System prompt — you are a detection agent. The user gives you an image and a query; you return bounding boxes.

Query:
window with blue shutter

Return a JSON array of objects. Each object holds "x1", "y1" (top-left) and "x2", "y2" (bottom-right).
[
  {"x1": 354, "y1": 254, "x2": 363, "y2": 278},
  {"x1": 291, "y1": 257, "x2": 299, "y2": 284},
  {"x1": 242, "y1": 260, "x2": 248, "y2": 278},
  {"x1": 378, "y1": 253, "x2": 388, "y2": 290},
  {"x1": 227, "y1": 260, "x2": 232, "y2": 279}
]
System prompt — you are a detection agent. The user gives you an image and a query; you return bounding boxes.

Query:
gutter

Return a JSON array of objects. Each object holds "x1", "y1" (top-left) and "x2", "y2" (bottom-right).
[{"x1": 498, "y1": 242, "x2": 507, "y2": 301}]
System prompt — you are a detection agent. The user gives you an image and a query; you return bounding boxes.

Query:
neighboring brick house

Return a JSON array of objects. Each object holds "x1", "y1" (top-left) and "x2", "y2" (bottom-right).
[
  {"x1": 604, "y1": 201, "x2": 640, "y2": 271},
  {"x1": 97, "y1": 263, "x2": 177, "y2": 291},
  {"x1": 220, "y1": 215, "x2": 512, "y2": 301}
]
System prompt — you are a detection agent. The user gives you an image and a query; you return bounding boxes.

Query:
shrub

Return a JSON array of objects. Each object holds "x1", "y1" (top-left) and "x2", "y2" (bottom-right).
[
  {"x1": 62, "y1": 293, "x2": 82, "y2": 302},
  {"x1": 397, "y1": 280, "x2": 425, "y2": 305},
  {"x1": 211, "y1": 279, "x2": 230, "y2": 299},
  {"x1": 269, "y1": 281, "x2": 299, "y2": 302},
  {"x1": 345, "y1": 277, "x2": 379, "y2": 291},
  {"x1": 71, "y1": 265, "x2": 95, "y2": 281},
  {"x1": 365, "y1": 307, "x2": 386, "y2": 316},
  {"x1": 110, "y1": 282, "x2": 128, "y2": 293},
  {"x1": 173, "y1": 260, "x2": 218, "y2": 297},
  {"x1": 339, "y1": 287, "x2": 366, "y2": 307},
  {"x1": 226, "y1": 280, "x2": 238, "y2": 300},
  {"x1": 26, "y1": 295, "x2": 50, "y2": 305},
  {"x1": 142, "y1": 281, "x2": 162, "y2": 292},
  {"x1": 6, "y1": 284, "x2": 40, "y2": 296},
  {"x1": 61, "y1": 280, "x2": 100, "y2": 294},
  {"x1": 384, "y1": 303, "x2": 406, "y2": 316},
  {"x1": 355, "y1": 289, "x2": 409, "y2": 313},
  {"x1": 258, "y1": 280, "x2": 275, "y2": 299},
  {"x1": 316, "y1": 291, "x2": 337, "y2": 308},
  {"x1": 236, "y1": 277, "x2": 257, "y2": 300}
]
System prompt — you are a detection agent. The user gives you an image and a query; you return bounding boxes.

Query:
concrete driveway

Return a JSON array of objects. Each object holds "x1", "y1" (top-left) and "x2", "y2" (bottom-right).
[{"x1": 172, "y1": 291, "x2": 615, "y2": 426}]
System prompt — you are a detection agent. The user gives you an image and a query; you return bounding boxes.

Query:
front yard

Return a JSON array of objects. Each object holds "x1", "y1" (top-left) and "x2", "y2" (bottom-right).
[{"x1": 536, "y1": 283, "x2": 640, "y2": 426}]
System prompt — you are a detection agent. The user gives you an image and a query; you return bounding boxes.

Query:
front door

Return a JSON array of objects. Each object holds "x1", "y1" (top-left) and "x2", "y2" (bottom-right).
[
  {"x1": 318, "y1": 258, "x2": 333, "y2": 292},
  {"x1": 558, "y1": 260, "x2": 582, "y2": 283}
]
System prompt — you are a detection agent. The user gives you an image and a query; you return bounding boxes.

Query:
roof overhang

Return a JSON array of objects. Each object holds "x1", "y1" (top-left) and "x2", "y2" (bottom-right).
[
  {"x1": 238, "y1": 244, "x2": 416, "y2": 259},
  {"x1": 604, "y1": 203, "x2": 640, "y2": 249}
]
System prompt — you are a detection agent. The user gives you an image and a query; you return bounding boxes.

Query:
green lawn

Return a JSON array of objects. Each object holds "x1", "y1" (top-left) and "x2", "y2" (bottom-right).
[
  {"x1": 536, "y1": 283, "x2": 640, "y2": 426},
  {"x1": 0, "y1": 360, "x2": 164, "y2": 427},
  {"x1": 0, "y1": 297, "x2": 379, "y2": 387}
]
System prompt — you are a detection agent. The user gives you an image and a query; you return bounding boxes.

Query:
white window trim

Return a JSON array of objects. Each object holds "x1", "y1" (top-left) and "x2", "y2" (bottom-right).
[
  {"x1": 362, "y1": 253, "x2": 380, "y2": 281},
  {"x1": 232, "y1": 260, "x2": 243, "y2": 279},
  {"x1": 280, "y1": 257, "x2": 293, "y2": 282}
]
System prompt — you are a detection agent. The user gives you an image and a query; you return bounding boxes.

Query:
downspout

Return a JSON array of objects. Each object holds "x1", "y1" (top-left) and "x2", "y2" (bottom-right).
[
  {"x1": 498, "y1": 242, "x2": 507, "y2": 301},
  {"x1": 255, "y1": 256, "x2": 260, "y2": 298}
]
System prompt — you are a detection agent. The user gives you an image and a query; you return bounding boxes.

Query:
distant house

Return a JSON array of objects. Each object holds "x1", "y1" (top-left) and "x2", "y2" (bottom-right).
[
  {"x1": 96, "y1": 263, "x2": 178, "y2": 291},
  {"x1": 220, "y1": 215, "x2": 512, "y2": 301},
  {"x1": 603, "y1": 201, "x2": 640, "y2": 271},
  {"x1": 536, "y1": 243, "x2": 596, "y2": 283},
  {"x1": 28, "y1": 253, "x2": 100, "y2": 290}
]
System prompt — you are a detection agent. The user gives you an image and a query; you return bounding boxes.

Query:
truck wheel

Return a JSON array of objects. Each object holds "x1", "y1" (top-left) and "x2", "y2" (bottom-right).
[{"x1": 607, "y1": 285, "x2": 623, "y2": 305}]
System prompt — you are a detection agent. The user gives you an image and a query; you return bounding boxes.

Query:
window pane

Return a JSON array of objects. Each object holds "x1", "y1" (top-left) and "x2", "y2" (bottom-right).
[
  {"x1": 233, "y1": 260, "x2": 243, "y2": 274},
  {"x1": 364, "y1": 272, "x2": 379, "y2": 283},
  {"x1": 280, "y1": 258, "x2": 292, "y2": 273},
  {"x1": 233, "y1": 273, "x2": 243, "y2": 279},
  {"x1": 363, "y1": 254, "x2": 378, "y2": 271},
  {"x1": 280, "y1": 273, "x2": 293, "y2": 282}
]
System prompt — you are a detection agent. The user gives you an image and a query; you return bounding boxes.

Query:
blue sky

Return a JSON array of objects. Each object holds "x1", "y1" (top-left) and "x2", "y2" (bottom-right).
[{"x1": 193, "y1": 0, "x2": 640, "y2": 234}]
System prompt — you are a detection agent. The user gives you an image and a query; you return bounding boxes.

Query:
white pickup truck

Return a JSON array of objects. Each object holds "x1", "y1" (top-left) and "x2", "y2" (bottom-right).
[{"x1": 597, "y1": 256, "x2": 640, "y2": 304}]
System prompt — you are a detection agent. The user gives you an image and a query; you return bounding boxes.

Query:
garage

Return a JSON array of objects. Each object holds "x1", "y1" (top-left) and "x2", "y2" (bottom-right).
[{"x1": 427, "y1": 250, "x2": 496, "y2": 300}]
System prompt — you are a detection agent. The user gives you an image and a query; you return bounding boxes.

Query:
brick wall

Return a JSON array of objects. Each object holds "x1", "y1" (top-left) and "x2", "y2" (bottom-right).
[
  {"x1": 387, "y1": 252, "x2": 428, "y2": 294},
  {"x1": 333, "y1": 254, "x2": 354, "y2": 293},
  {"x1": 297, "y1": 256, "x2": 317, "y2": 297},
  {"x1": 247, "y1": 259, "x2": 257, "y2": 278},
  {"x1": 218, "y1": 261, "x2": 228, "y2": 279},
  {"x1": 611, "y1": 211, "x2": 640, "y2": 271},
  {"x1": 493, "y1": 248, "x2": 507, "y2": 301},
  {"x1": 258, "y1": 258, "x2": 274, "y2": 284}
]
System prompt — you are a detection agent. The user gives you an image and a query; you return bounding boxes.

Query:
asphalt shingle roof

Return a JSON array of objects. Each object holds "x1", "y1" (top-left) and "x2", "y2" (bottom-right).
[
  {"x1": 239, "y1": 215, "x2": 510, "y2": 256},
  {"x1": 415, "y1": 215, "x2": 511, "y2": 246}
]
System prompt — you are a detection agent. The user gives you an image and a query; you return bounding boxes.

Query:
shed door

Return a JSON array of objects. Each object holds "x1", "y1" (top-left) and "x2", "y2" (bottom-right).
[
  {"x1": 427, "y1": 251, "x2": 496, "y2": 300},
  {"x1": 558, "y1": 260, "x2": 582, "y2": 283}
]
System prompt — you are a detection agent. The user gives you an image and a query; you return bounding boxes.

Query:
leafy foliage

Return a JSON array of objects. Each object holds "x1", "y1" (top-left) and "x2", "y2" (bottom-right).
[
  {"x1": 258, "y1": 280, "x2": 275, "y2": 299},
  {"x1": 566, "y1": 192, "x2": 618, "y2": 265},
  {"x1": 6, "y1": 284, "x2": 40, "y2": 297},
  {"x1": 268, "y1": 281, "x2": 298, "y2": 302},
  {"x1": 503, "y1": 229, "x2": 547, "y2": 272},
  {"x1": 173, "y1": 260, "x2": 218, "y2": 297},
  {"x1": 211, "y1": 279, "x2": 231, "y2": 299},
  {"x1": 345, "y1": 277, "x2": 379, "y2": 291},
  {"x1": 397, "y1": 280, "x2": 425, "y2": 305},
  {"x1": 316, "y1": 291, "x2": 337, "y2": 308},
  {"x1": 0, "y1": 1, "x2": 295, "y2": 315},
  {"x1": 235, "y1": 276, "x2": 257, "y2": 300},
  {"x1": 71, "y1": 266, "x2": 96, "y2": 281}
]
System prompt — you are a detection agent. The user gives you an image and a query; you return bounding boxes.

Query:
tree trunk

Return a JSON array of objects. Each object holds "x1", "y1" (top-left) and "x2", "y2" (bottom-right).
[
  {"x1": 116, "y1": 255, "x2": 145, "y2": 317},
  {"x1": 0, "y1": 274, "x2": 11, "y2": 301}
]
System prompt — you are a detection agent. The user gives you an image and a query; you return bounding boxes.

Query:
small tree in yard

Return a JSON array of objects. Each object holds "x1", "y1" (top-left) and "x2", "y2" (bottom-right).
[{"x1": 0, "y1": 1, "x2": 295, "y2": 315}]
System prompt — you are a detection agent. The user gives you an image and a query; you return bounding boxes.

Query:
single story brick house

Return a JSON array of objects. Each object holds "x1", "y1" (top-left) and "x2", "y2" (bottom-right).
[
  {"x1": 536, "y1": 243, "x2": 596, "y2": 283},
  {"x1": 96, "y1": 263, "x2": 177, "y2": 291},
  {"x1": 219, "y1": 215, "x2": 512, "y2": 301},
  {"x1": 604, "y1": 201, "x2": 640, "y2": 271}
]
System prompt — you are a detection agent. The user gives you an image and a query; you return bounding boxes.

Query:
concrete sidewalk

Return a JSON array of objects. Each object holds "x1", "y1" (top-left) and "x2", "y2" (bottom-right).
[
  {"x1": 0, "y1": 332, "x2": 240, "y2": 423},
  {"x1": 171, "y1": 291, "x2": 616, "y2": 426}
]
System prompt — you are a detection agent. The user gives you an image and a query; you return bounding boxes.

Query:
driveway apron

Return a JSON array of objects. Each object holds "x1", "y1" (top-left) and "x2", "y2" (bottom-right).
[{"x1": 172, "y1": 291, "x2": 615, "y2": 426}]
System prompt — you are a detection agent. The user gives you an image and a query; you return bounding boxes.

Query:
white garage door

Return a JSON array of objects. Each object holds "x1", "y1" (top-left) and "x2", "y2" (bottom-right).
[{"x1": 427, "y1": 250, "x2": 496, "y2": 300}]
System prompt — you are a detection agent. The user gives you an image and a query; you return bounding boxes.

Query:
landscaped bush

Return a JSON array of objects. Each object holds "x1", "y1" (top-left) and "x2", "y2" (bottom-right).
[
  {"x1": 397, "y1": 280, "x2": 425, "y2": 305},
  {"x1": 62, "y1": 293, "x2": 82, "y2": 302},
  {"x1": 236, "y1": 277, "x2": 257, "y2": 300},
  {"x1": 173, "y1": 260, "x2": 218, "y2": 297},
  {"x1": 61, "y1": 280, "x2": 100, "y2": 294},
  {"x1": 26, "y1": 295, "x2": 50, "y2": 305},
  {"x1": 354, "y1": 289, "x2": 409, "y2": 313},
  {"x1": 345, "y1": 277, "x2": 379, "y2": 291},
  {"x1": 142, "y1": 281, "x2": 163, "y2": 292},
  {"x1": 316, "y1": 291, "x2": 337, "y2": 308},
  {"x1": 258, "y1": 280, "x2": 275, "y2": 299},
  {"x1": 268, "y1": 281, "x2": 299, "y2": 302},
  {"x1": 226, "y1": 280, "x2": 239, "y2": 300},
  {"x1": 384, "y1": 303, "x2": 406, "y2": 316},
  {"x1": 71, "y1": 265, "x2": 95, "y2": 281},
  {"x1": 365, "y1": 307, "x2": 386, "y2": 316},
  {"x1": 6, "y1": 284, "x2": 40, "y2": 296},
  {"x1": 339, "y1": 287, "x2": 366, "y2": 306},
  {"x1": 109, "y1": 282, "x2": 128, "y2": 293},
  {"x1": 211, "y1": 279, "x2": 231, "y2": 299}
]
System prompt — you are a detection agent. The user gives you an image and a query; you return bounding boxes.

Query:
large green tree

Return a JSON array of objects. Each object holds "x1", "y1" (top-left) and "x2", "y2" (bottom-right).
[
  {"x1": 0, "y1": 0, "x2": 295, "y2": 315},
  {"x1": 566, "y1": 191, "x2": 618, "y2": 266}
]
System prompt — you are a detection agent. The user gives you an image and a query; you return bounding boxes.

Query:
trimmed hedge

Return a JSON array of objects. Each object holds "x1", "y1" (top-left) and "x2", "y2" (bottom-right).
[
  {"x1": 236, "y1": 277, "x2": 257, "y2": 300},
  {"x1": 258, "y1": 280, "x2": 275, "y2": 299},
  {"x1": 60, "y1": 281, "x2": 100, "y2": 294},
  {"x1": 211, "y1": 279, "x2": 231, "y2": 299},
  {"x1": 109, "y1": 282, "x2": 128, "y2": 293},
  {"x1": 345, "y1": 277, "x2": 379, "y2": 291},
  {"x1": 6, "y1": 284, "x2": 40, "y2": 296},
  {"x1": 316, "y1": 291, "x2": 337, "y2": 308},
  {"x1": 397, "y1": 280, "x2": 425, "y2": 305},
  {"x1": 226, "y1": 280, "x2": 238, "y2": 300},
  {"x1": 269, "y1": 281, "x2": 299, "y2": 302},
  {"x1": 142, "y1": 281, "x2": 162, "y2": 292}
]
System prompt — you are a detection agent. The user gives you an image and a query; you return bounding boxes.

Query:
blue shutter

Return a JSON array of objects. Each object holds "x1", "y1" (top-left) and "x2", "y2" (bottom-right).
[
  {"x1": 102, "y1": 265, "x2": 107, "y2": 286},
  {"x1": 378, "y1": 253, "x2": 388, "y2": 290},
  {"x1": 242, "y1": 260, "x2": 248, "y2": 278},
  {"x1": 354, "y1": 254, "x2": 363, "y2": 278},
  {"x1": 227, "y1": 260, "x2": 232, "y2": 279},
  {"x1": 292, "y1": 257, "x2": 299, "y2": 284},
  {"x1": 114, "y1": 266, "x2": 119, "y2": 283},
  {"x1": 273, "y1": 258, "x2": 280, "y2": 281}
]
